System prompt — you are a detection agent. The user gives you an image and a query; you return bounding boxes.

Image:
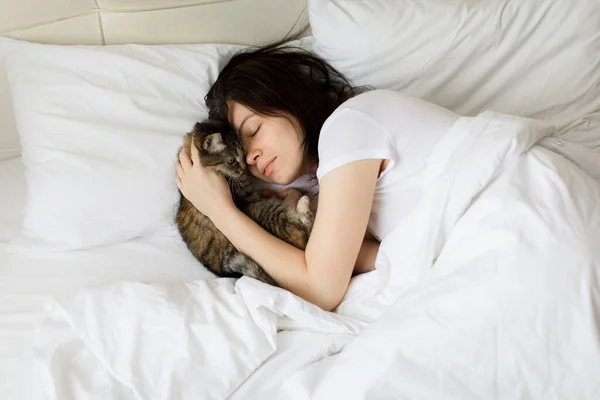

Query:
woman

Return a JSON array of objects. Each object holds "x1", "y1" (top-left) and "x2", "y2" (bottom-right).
[{"x1": 176, "y1": 43, "x2": 459, "y2": 311}]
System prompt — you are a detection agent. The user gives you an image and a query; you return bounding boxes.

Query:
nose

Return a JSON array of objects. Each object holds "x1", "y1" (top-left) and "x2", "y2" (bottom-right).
[{"x1": 246, "y1": 148, "x2": 261, "y2": 166}]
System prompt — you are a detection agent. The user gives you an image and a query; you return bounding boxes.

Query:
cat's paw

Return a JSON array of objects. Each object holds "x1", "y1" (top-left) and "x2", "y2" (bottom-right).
[
  {"x1": 296, "y1": 196, "x2": 314, "y2": 227},
  {"x1": 296, "y1": 195, "x2": 310, "y2": 213}
]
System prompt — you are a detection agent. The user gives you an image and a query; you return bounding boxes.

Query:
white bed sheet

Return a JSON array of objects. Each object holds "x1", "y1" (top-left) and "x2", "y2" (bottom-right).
[
  {"x1": 25, "y1": 111, "x2": 600, "y2": 400},
  {"x1": 3, "y1": 116, "x2": 599, "y2": 399},
  {"x1": 0, "y1": 157, "x2": 207, "y2": 399},
  {"x1": 0, "y1": 157, "x2": 340, "y2": 400}
]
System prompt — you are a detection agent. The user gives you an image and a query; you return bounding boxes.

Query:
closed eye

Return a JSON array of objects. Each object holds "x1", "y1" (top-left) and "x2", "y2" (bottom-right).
[{"x1": 251, "y1": 126, "x2": 260, "y2": 137}]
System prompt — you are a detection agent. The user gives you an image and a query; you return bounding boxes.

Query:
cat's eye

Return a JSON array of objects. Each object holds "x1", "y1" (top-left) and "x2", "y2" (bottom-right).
[{"x1": 227, "y1": 158, "x2": 235, "y2": 165}]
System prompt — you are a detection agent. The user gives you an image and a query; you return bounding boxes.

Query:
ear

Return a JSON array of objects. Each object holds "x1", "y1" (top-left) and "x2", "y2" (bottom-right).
[{"x1": 202, "y1": 132, "x2": 226, "y2": 153}]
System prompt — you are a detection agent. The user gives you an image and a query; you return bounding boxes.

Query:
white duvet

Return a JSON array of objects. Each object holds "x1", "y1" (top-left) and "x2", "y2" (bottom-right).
[{"x1": 34, "y1": 112, "x2": 600, "y2": 400}]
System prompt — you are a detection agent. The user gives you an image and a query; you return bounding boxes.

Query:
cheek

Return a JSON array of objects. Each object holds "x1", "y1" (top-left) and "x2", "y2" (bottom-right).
[
  {"x1": 282, "y1": 122, "x2": 303, "y2": 151},
  {"x1": 246, "y1": 164, "x2": 261, "y2": 178}
]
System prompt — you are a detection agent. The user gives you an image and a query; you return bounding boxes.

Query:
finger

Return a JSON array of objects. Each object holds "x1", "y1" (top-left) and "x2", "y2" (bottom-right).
[
  {"x1": 190, "y1": 141, "x2": 201, "y2": 166},
  {"x1": 179, "y1": 148, "x2": 192, "y2": 170},
  {"x1": 276, "y1": 189, "x2": 290, "y2": 199}
]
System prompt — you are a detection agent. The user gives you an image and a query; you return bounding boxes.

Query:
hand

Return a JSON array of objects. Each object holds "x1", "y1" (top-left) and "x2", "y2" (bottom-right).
[
  {"x1": 176, "y1": 141, "x2": 234, "y2": 219},
  {"x1": 263, "y1": 188, "x2": 303, "y2": 207}
]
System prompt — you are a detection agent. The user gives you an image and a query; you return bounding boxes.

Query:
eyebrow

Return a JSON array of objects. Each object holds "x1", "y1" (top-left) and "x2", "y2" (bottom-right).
[{"x1": 237, "y1": 114, "x2": 254, "y2": 134}]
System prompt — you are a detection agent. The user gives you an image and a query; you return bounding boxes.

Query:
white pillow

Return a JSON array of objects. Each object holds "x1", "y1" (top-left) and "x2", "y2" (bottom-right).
[
  {"x1": 2, "y1": 38, "x2": 246, "y2": 251},
  {"x1": 308, "y1": 0, "x2": 600, "y2": 130}
]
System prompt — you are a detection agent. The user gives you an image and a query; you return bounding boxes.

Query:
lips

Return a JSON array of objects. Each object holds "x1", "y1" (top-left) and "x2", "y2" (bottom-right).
[{"x1": 262, "y1": 158, "x2": 276, "y2": 178}]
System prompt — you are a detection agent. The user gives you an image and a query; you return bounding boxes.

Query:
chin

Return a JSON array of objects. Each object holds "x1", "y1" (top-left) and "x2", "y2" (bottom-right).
[{"x1": 275, "y1": 172, "x2": 298, "y2": 186}]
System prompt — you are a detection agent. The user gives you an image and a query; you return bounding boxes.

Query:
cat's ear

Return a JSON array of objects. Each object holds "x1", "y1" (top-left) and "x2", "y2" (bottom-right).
[{"x1": 202, "y1": 132, "x2": 226, "y2": 153}]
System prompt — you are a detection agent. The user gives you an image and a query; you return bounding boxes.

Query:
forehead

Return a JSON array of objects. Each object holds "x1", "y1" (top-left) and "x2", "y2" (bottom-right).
[{"x1": 227, "y1": 101, "x2": 256, "y2": 130}]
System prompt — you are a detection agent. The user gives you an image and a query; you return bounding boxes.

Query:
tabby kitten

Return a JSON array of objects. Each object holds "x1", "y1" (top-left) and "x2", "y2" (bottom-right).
[{"x1": 176, "y1": 120, "x2": 314, "y2": 285}]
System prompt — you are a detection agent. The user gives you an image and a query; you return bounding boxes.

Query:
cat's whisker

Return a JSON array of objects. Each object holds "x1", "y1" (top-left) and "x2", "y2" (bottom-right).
[{"x1": 229, "y1": 176, "x2": 244, "y2": 205}]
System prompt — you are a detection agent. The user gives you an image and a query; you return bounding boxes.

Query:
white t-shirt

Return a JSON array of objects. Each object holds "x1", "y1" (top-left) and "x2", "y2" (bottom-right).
[{"x1": 317, "y1": 89, "x2": 459, "y2": 241}]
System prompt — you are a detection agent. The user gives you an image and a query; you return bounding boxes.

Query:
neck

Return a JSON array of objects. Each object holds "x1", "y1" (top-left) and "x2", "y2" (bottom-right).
[{"x1": 303, "y1": 160, "x2": 318, "y2": 177}]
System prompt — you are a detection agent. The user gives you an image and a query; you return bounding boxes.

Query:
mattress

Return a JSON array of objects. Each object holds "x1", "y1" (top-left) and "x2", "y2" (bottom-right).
[{"x1": 0, "y1": 156, "x2": 348, "y2": 400}]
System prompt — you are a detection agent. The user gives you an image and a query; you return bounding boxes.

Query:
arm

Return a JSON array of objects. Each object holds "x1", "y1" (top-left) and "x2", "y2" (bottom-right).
[
  {"x1": 355, "y1": 234, "x2": 380, "y2": 276},
  {"x1": 263, "y1": 188, "x2": 380, "y2": 276},
  {"x1": 176, "y1": 141, "x2": 381, "y2": 311},
  {"x1": 212, "y1": 159, "x2": 381, "y2": 311}
]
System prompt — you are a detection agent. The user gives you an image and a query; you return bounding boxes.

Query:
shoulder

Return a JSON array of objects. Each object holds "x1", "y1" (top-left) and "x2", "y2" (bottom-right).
[
  {"x1": 316, "y1": 90, "x2": 402, "y2": 180},
  {"x1": 320, "y1": 89, "x2": 447, "y2": 142},
  {"x1": 320, "y1": 89, "x2": 408, "y2": 135},
  {"x1": 326, "y1": 89, "x2": 427, "y2": 123},
  {"x1": 316, "y1": 90, "x2": 459, "y2": 180},
  {"x1": 336, "y1": 89, "x2": 414, "y2": 110},
  {"x1": 330, "y1": 89, "x2": 457, "y2": 126},
  {"x1": 320, "y1": 89, "x2": 459, "y2": 148}
]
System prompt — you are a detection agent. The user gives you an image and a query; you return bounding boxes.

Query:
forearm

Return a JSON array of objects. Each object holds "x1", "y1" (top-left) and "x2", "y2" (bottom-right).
[{"x1": 211, "y1": 205, "x2": 326, "y2": 304}]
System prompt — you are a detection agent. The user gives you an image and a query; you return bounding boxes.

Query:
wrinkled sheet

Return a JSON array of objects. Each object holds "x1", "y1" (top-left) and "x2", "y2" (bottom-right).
[{"x1": 33, "y1": 112, "x2": 600, "y2": 399}]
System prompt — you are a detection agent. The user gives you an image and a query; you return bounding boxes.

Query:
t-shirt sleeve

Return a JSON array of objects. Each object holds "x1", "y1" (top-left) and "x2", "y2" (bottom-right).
[{"x1": 316, "y1": 108, "x2": 396, "y2": 180}]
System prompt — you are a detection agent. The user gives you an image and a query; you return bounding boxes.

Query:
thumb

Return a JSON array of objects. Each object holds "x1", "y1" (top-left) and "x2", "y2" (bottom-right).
[{"x1": 276, "y1": 189, "x2": 290, "y2": 199}]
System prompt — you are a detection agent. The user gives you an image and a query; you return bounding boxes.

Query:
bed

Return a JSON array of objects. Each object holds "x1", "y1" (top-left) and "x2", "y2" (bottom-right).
[{"x1": 1, "y1": 1, "x2": 600, "y2": 399}]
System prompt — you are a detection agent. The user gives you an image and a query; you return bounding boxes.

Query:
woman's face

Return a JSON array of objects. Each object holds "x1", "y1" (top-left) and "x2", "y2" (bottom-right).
[{"x1": 228, "y1": 101, "x2": 308, "y2": 185}]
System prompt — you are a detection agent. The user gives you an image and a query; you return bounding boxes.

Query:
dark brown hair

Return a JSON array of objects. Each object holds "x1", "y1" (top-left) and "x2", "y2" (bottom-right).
[{"x1": 205, "y1": 39, "x2": 369, "y2": 165}]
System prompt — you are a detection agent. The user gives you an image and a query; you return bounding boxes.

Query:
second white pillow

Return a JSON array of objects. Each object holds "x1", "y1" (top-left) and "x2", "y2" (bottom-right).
[
  {"x1": 309, "y1": 0, "x2": 600, "y2": 130},
  {"x1": 3, "y1": 38, "x2": 244, "y2": 251}
]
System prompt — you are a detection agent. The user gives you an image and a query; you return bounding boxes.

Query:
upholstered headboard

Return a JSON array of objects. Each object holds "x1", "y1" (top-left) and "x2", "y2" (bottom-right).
[{"x1": 0, "y1": 0, "x2": 309, "y2": 159}]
